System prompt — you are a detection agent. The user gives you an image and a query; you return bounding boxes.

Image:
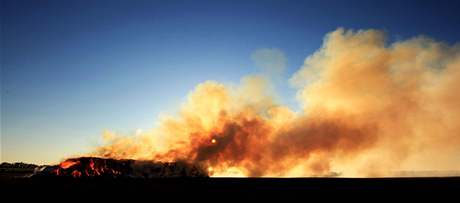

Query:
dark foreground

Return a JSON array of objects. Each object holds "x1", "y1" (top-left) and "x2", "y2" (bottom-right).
[{"x1": 1, "y1": 175, "x2": 459, "y2": 200}]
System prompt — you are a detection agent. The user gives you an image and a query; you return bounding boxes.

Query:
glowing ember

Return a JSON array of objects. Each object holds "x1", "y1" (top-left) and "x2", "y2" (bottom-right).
[
  {"x1": 71, "y1": 170, "x2": 82, "y2": 178},
  {"x1": 211, "y1": 139, "x2": 217, "y2": 144}
]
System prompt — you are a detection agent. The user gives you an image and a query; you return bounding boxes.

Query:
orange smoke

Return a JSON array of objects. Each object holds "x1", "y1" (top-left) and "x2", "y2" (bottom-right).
[{"x1": 93, "y1": 28, "x2": 460, "y2": 177}]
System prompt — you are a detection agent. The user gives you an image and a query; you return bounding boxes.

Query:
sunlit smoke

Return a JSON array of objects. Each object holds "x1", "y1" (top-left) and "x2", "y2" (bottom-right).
[{"x1": 93, "y1": 28, "x2": 460, "y2": 177}]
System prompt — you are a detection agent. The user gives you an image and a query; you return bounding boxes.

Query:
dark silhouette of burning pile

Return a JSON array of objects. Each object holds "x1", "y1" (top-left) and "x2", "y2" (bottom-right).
[{"x1": 32, "y1": 157, "x2": 208, "y2": 178}]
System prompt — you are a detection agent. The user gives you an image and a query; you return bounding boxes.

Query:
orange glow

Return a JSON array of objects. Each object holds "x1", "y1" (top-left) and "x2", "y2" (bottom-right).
[
  {"x1": 211, "y1": 139, "x2": 217, "y2": 144},
  {"x1": 53, "y1": 157, "x2": 126, "y2": 177},
  {"x1": 71, "y1": 170, "x2": 82, "y2": 178},
  {"x1": 59, "y1": 160, "x2": 79, "y2": 169}
]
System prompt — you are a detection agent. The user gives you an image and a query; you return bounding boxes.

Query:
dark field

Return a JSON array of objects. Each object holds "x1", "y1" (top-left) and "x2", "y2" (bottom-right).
[{"x1": 1, "y1": 170, "x2": 459, "y2": 200}]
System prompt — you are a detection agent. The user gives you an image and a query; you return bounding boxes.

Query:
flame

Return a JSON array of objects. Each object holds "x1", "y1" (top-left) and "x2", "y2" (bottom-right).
[
  {"x1": 52, "y1": 157, "x2": 125, "y2": 178},
  {"x1": 60, "y1": 160, "x2": 79, "y2": 169},
  {"x1": 92, "y1": 28, "x2": 460, "y2": 177},
  {"x1": 71, "y1": 170, "x2": 82, "y2": 178}
]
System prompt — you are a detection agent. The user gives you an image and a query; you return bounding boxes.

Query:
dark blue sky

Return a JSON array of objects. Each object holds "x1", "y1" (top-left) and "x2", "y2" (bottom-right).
[{"x1": 2, "y1": 0, "x2": 460, "y2": 163}]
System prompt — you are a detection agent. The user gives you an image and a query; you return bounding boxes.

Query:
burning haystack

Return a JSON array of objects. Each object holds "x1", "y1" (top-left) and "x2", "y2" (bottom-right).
[{"x1": 33, "y1": 157, "x2": 208, "y2": 178}]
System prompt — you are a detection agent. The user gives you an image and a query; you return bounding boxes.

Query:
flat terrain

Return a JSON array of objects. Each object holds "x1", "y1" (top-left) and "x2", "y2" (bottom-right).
[{"x1": 1, "y1": 170, "x2": 459, "y2": 199}]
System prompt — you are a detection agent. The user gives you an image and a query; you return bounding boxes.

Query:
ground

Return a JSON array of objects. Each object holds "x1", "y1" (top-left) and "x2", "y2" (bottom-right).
[{"x1": 1, "y1": 168, "x2": 459, "y2": 199}]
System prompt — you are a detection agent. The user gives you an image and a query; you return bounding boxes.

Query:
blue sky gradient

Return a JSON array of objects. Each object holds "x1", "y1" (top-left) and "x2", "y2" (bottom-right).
[{"x1": 2, "y1": 0, "x2": 460, "y2": 164}]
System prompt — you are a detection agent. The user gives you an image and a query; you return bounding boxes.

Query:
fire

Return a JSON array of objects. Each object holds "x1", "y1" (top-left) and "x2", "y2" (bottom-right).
[
  {"x1": 71, "y1": 170, "x2": 82, "y2": 178},
  {"x1": 60, "y1": 160, "x2": 79, "y2": 169},
  {"x1": 50, "y1": 157, "x2": 126, "y2": 178},
  {"x1": 92, "y1": 28, "x2": 460, "y2": 177},
  {"x1": 35, "y1": 157, "x2": 208, "y2": 178}
]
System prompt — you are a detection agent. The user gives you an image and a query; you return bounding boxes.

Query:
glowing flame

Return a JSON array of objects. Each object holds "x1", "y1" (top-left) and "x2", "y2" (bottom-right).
[
  {"x1": 44, "y1": 157, "x2": 208, "y2": 178},
  {"x1": 71, "y1": 170, "x2": 82, "y2": 178},
  {"x1": 60, "y1": 160, "x2": 79, "y2": 169},
  {"x1": 52, "y1": 157, "x2": 124, "y2": 178}
]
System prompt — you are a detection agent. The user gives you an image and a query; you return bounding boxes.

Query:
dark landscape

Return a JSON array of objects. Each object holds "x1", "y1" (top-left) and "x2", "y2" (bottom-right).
[{"x1": 1, "y1": 162, "x2": 459, "y2": 199}]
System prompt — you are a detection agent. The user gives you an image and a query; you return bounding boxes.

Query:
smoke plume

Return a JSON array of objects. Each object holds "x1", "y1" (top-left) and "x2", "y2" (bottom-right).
[
  {"x1": 251, "y1": 48, "x2": 287, "y2": 77},
  {"x1": 94, "y1": 28, "x2": 460, "y2": 177}
]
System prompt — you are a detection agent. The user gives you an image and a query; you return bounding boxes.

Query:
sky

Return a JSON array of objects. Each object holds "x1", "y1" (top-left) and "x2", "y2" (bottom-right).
[{"x1": 1, "y1": 0, "x2": 460, "y2": 164}]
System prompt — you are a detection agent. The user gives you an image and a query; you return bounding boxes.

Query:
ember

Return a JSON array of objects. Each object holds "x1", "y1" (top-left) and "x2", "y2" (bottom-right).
[{"x1": 33, "y1": 157, "x2": 208, "y2": 178}]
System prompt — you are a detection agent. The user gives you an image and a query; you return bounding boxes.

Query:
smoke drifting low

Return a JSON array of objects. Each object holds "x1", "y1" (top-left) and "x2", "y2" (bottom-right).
[{"x1": 94, "y1": 28, "x2": 460, "y2": 177}]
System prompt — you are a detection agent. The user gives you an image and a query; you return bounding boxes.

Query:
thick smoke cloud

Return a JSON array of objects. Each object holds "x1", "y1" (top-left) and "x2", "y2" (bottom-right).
[{"x1": 94, "y1": 28, "x2": 460, "y2": 177}]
